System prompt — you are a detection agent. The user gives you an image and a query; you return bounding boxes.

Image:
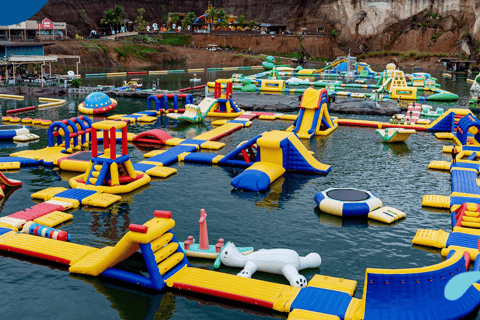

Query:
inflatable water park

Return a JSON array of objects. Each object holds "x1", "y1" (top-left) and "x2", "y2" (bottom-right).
[
  {"x1": 208, "y1": 56, "x2": 458, "y2": 103},
  {"x1": 2, "y1": 57, "x2": 480, "y2": 320}
]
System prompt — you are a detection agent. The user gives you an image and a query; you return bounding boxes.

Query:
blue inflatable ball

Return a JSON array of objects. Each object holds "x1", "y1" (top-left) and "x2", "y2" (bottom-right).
[{"x1": 84, "y1": 92, "x2": 112, "y2": 109}]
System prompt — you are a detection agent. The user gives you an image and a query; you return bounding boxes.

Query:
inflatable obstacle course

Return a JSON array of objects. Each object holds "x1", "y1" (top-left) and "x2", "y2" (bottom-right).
[
  {"x1": 286, "y1": 87, "x2": 338, "y2": 139},
  {"x1": 7, "y1": 116, "x2": 93, "y2": 166},
  {"x1": 182, "y1": 130, "x2": 330, "y2": 191},
  {"x1": 69, "y1": 120, "x2": 151, "y2": 194},
  {"x1": 167, "y1": 97, "x2": 218, "y2": 123},
  {"x1": 0, "y1": 211, "x2": 478, "y2": 320},
  {"x1": 207, "y1": 81, "x2": 243, "y2": 118}
]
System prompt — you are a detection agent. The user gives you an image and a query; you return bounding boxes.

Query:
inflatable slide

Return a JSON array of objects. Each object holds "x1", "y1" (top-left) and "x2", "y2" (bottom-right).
[
  {"x1": 167, "y1": 98, "x2": 218, "y2": 123},
  {"x1": 287, "y1": 87, "x2": 338, "y2": 139},
  {"x1": 230, "y1": 130, "x2": 330, "y2": 191}
]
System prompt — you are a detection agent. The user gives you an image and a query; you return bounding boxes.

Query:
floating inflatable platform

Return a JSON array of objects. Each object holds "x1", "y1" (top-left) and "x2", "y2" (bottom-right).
[
  {"x1": 0, "y1": 212, "x2": 478, "y2": 320},
  {"x1": 375, "y1": 128, "x2": 416, "y2": 143}
]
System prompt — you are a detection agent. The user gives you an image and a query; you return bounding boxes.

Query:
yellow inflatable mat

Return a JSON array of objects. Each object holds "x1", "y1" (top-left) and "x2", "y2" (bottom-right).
[
  {"x1": 167, "y1": 267, "x2": 297, "y2": 311},
  {"x1": 0, "y1": 232, "x2": 97, "y2": 265}
]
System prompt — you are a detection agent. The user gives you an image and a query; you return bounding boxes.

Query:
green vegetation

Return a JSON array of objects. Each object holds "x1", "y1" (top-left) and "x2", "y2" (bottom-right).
[
  {"x1": 135, "y1": 8, "x2": 148, "y2": 31},
  {"x1": 237, "y1": 15, "x2": 246, "y2": 28},
  {"x1": 161, "y1": 4, "x2": 169, "y2": 22},
  {"x1": 248, "y1": 20, "x2": 257, "y2": 29},
  {"x1": 100, "y1": 5, "x2": 126, "y2": 33},
  {"x1": 182, "y1": 12, "x2": 197, "y2": 29},
  {"x1": 331, "y1": 29, "x2": 337, "y2": 37},
  {"x1": 170, "y1": 12, "x2": 181, "y2": 26},
  {"x1": 159, "y1": 34, "x2": 191, "y2": 46},
  {"x1": 80, "y1": 41, "x2": 110, "y2": 54},
  {"x1": 431, "y1": 31, "x2": 444, "y2": 42},
  {"x1": 114, "y1": 45, "x2": 158, "y2": 61},
  {"x1": 98, "y1": 43, "x2": 109, "y2": 54},
  {"x1": 356, "y1": 50, "x2": 455, "y2": 62},
  {"x1": 71, "y1": 79, "x2": 81, "y2": 88},
  {"x1": 117, "y1": 34, "x2": 191, "y2": 46}
]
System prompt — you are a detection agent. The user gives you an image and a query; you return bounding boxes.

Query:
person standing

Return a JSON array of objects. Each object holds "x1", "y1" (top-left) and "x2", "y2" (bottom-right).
[{"x1": 452, "y1": 146, "x2": 458, "y2": 164}]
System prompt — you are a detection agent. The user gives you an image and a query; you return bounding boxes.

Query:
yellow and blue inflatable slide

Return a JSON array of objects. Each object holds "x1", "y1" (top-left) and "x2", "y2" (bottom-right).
[{"x1": 182, "y1": 130, "x2": 330, "y2": 191}]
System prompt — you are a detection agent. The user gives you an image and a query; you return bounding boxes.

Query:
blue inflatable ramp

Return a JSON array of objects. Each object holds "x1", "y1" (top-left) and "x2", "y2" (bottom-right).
[
  {"x1": 451, "y1": 169, "x2": 480, "y2": 195},
  {"x1": 363, "y1": 251, "x2": 480, "y2": 320},
  {"x1": 427, "y1": 110, "x2": 455, "y2": 132}
]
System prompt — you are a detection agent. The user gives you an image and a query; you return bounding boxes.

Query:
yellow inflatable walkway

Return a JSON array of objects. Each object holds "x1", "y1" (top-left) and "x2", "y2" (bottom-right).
[
  {"x1": 167, "y1": 267, "x2": 298, "y2": 311},
  {"x1": 0, "y1": 230, "x2": 97, "y2": 265}
]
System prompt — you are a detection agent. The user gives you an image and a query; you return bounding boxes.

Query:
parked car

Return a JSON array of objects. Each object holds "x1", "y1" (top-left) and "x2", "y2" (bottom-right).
[{"x1": 206, "y1": 44, "x2": 218, "y2": 51}]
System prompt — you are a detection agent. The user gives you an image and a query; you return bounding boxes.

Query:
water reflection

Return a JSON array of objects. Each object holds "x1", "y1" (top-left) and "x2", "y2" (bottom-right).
[
  {"x1": 70, "y1": 274, "x2": 176, "y2": 320},
  {"x1": 0, "y1": 185, "x2": 22, "y2": 215},
  {"x1": 382, "y1": 142, "x2": 411, "y2": 155}
]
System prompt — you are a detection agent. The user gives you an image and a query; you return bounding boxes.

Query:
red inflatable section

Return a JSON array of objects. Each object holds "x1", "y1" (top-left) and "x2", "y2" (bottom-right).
[
  {"x1": 155, "y1": 93, "x2": 190, "y2": 99},
  {"x1": 6, "y1": 106, "x2": 36, "y2": 114},
  {"x1": 9, "y1": 203, "x2": 65, "y2": 221},
  {"x1": 127, "y1": 71, "x2": 147, "y2": 75},
  {"x1": 132, "y1": 129, "x2": 173, "y2": 145},
  {"x1": 0, "y1": 172, "x2": 22, "y2": 187},
  {"x1": 91, "y1": 101, "x2": 117, "y2": 115}
]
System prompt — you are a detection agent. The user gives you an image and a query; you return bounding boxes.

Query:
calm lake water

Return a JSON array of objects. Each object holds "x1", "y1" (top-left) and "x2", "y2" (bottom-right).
[{"x1": 0, "y1": 69, "x2": 478, "y2": 319}]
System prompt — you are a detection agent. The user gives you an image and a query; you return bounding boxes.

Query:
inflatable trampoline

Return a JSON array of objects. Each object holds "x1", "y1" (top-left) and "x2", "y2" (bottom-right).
[
  {"x1": 314, "y1": 187, "x2": 382, "y2": 217},
  {"x1": 0, "y1": 125, "x2": 29, "y2": 139},
  {"x1": 78, "y1": 92, "x2": 117, "y2": 115}
]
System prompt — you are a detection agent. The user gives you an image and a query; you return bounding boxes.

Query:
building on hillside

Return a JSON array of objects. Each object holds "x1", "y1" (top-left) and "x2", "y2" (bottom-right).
[
  {"x1": 0, "y1": 18, "x2": 67, "y2": 41},
  {"x1": 259, "y1": 23, "x2": 287, "y2": 34}
]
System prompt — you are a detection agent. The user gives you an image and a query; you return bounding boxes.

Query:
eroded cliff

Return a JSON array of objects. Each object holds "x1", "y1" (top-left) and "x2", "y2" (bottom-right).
[{"x1": 31, "y1": 0, "x2": 480, "y2": 58}]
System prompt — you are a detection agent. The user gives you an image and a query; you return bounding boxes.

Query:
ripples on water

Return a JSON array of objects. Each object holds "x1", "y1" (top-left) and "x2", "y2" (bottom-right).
[{"x1": 0, "y1": 70, "x2": 477, "y2": 319}]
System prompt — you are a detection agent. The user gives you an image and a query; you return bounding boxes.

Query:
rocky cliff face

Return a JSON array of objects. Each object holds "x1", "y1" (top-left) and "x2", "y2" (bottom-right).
[{"x1": 31, "y1": 0, "x2": 480, "y2": 57}]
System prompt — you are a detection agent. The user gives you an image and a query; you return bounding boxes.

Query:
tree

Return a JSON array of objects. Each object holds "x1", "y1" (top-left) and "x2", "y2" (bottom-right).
[
  {"x1": 170, "y1": 12, "x2": 181, "y2": 28},
  {"x1": 217, "y1": 8, "x2": 226, "y2": 23},
  {"x1": 135, "y1": 8, "x2": 148, "y2": 31},
  {"x1": 206, "y1": 6, "x2": 217, "y2": 27},
  {"x1": 101, "y1": 5, "x2": 126, "y2": 34},
  {"x1": 237, "y1": 15, "x2": 246, "y2": 27},
  {"x1": 182, "y1": 12, "x2": 197, "y2": 29},
  {"x1": 161, "y1": 4, "x2": 169, "y2": 22}
]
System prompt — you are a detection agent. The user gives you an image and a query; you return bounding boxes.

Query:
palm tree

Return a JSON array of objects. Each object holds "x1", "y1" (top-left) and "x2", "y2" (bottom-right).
[
  {"x1": 112, "y1": 5, "x2": 126, "y2": 32},
  {"x1": 170, "y1": 12, "x2": 181, "y2": 28},
  {"x1": 237, "y1": 15, "x2": 246, "y2": 27},
  {"x1": 217, "y1": 8, "x2": 226, "y2": 24},
  {"x1": 206, "y1": 6, "x2": 217, "y2": 27},
  {"x1": 101, "y1": 6, "x2": 126, "y2": 34},
  {"x1": 182, "y1": 12, "x2": 197, "y2": 29}
]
